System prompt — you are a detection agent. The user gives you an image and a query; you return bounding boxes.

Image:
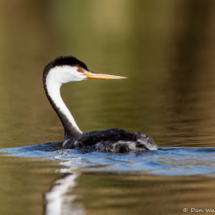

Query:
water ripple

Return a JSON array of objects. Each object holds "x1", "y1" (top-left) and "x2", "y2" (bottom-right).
[{"x1": 1, "y1": 143, "x2": 215, "y2": 176}]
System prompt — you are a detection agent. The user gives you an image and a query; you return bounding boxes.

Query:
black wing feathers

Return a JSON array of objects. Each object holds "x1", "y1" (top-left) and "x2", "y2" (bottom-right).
[{"x1": 64, "y1": 128, "x2": 135, "y2": 149}]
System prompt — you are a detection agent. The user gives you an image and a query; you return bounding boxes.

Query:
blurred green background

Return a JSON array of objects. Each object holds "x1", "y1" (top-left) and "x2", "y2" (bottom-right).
[
  {"x1": 1, "y1": 1, "x2": 215, "y2": 214},
  {"x1": 1, "y1": 0, "x2": 215, "y2": 148}
]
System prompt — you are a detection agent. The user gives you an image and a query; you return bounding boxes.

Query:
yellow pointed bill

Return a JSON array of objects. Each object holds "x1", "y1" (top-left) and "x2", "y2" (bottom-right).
[{"x1": 83, "y1": 72, "x2": 126, "y2": 79}]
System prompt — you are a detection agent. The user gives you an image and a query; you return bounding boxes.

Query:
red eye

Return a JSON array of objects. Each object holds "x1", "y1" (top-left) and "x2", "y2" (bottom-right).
[{"x1": 77, "y1": 68, "x2": 83, "y2": 72}]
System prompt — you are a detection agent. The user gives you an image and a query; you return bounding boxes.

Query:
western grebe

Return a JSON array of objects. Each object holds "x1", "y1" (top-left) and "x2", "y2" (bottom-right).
[{"x1": 43, "y1": 56, "x2": 158, "y2": 152}]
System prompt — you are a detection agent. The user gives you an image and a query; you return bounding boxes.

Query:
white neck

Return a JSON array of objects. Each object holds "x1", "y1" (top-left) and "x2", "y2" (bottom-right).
[
  {"x1": 46, "y1": 82, "x2": 82, "y2": 133},
  {"x1": 46, "y1": 67, "x2": 82, "y2": 137}
]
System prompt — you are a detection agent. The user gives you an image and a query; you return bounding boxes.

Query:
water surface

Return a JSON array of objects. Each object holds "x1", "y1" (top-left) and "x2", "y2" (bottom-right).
[{"x1": 2, "y1": 143, "x2": 215, "y2": 215}]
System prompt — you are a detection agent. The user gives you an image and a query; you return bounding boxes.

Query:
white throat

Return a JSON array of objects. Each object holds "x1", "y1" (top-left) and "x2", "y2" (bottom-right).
[{"x1": 46, "y1": 66, "x2": 82, "y2": 134}]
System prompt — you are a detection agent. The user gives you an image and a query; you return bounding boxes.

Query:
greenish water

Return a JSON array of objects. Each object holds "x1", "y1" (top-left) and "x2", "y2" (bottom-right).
[{"x1": 1, "y1": 1, "x2": 215, "y2": 215}]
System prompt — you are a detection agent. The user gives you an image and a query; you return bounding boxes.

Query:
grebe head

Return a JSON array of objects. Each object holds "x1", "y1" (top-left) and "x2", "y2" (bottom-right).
[
  {"x1": 43, "y1": 56, "x2": 126, "y2": 85},
  {"x1": 42, "y1": 56, "x2": 126, "y2": 141}
]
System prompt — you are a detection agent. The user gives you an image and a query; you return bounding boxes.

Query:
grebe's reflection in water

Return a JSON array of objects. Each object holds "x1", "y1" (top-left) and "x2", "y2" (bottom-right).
[
  {"x1": 45, "y1": 172, "x2": 85, "y2": 215},
  {"x1": 45, "y1": 150, "x2": 85, "y2": 215}
]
